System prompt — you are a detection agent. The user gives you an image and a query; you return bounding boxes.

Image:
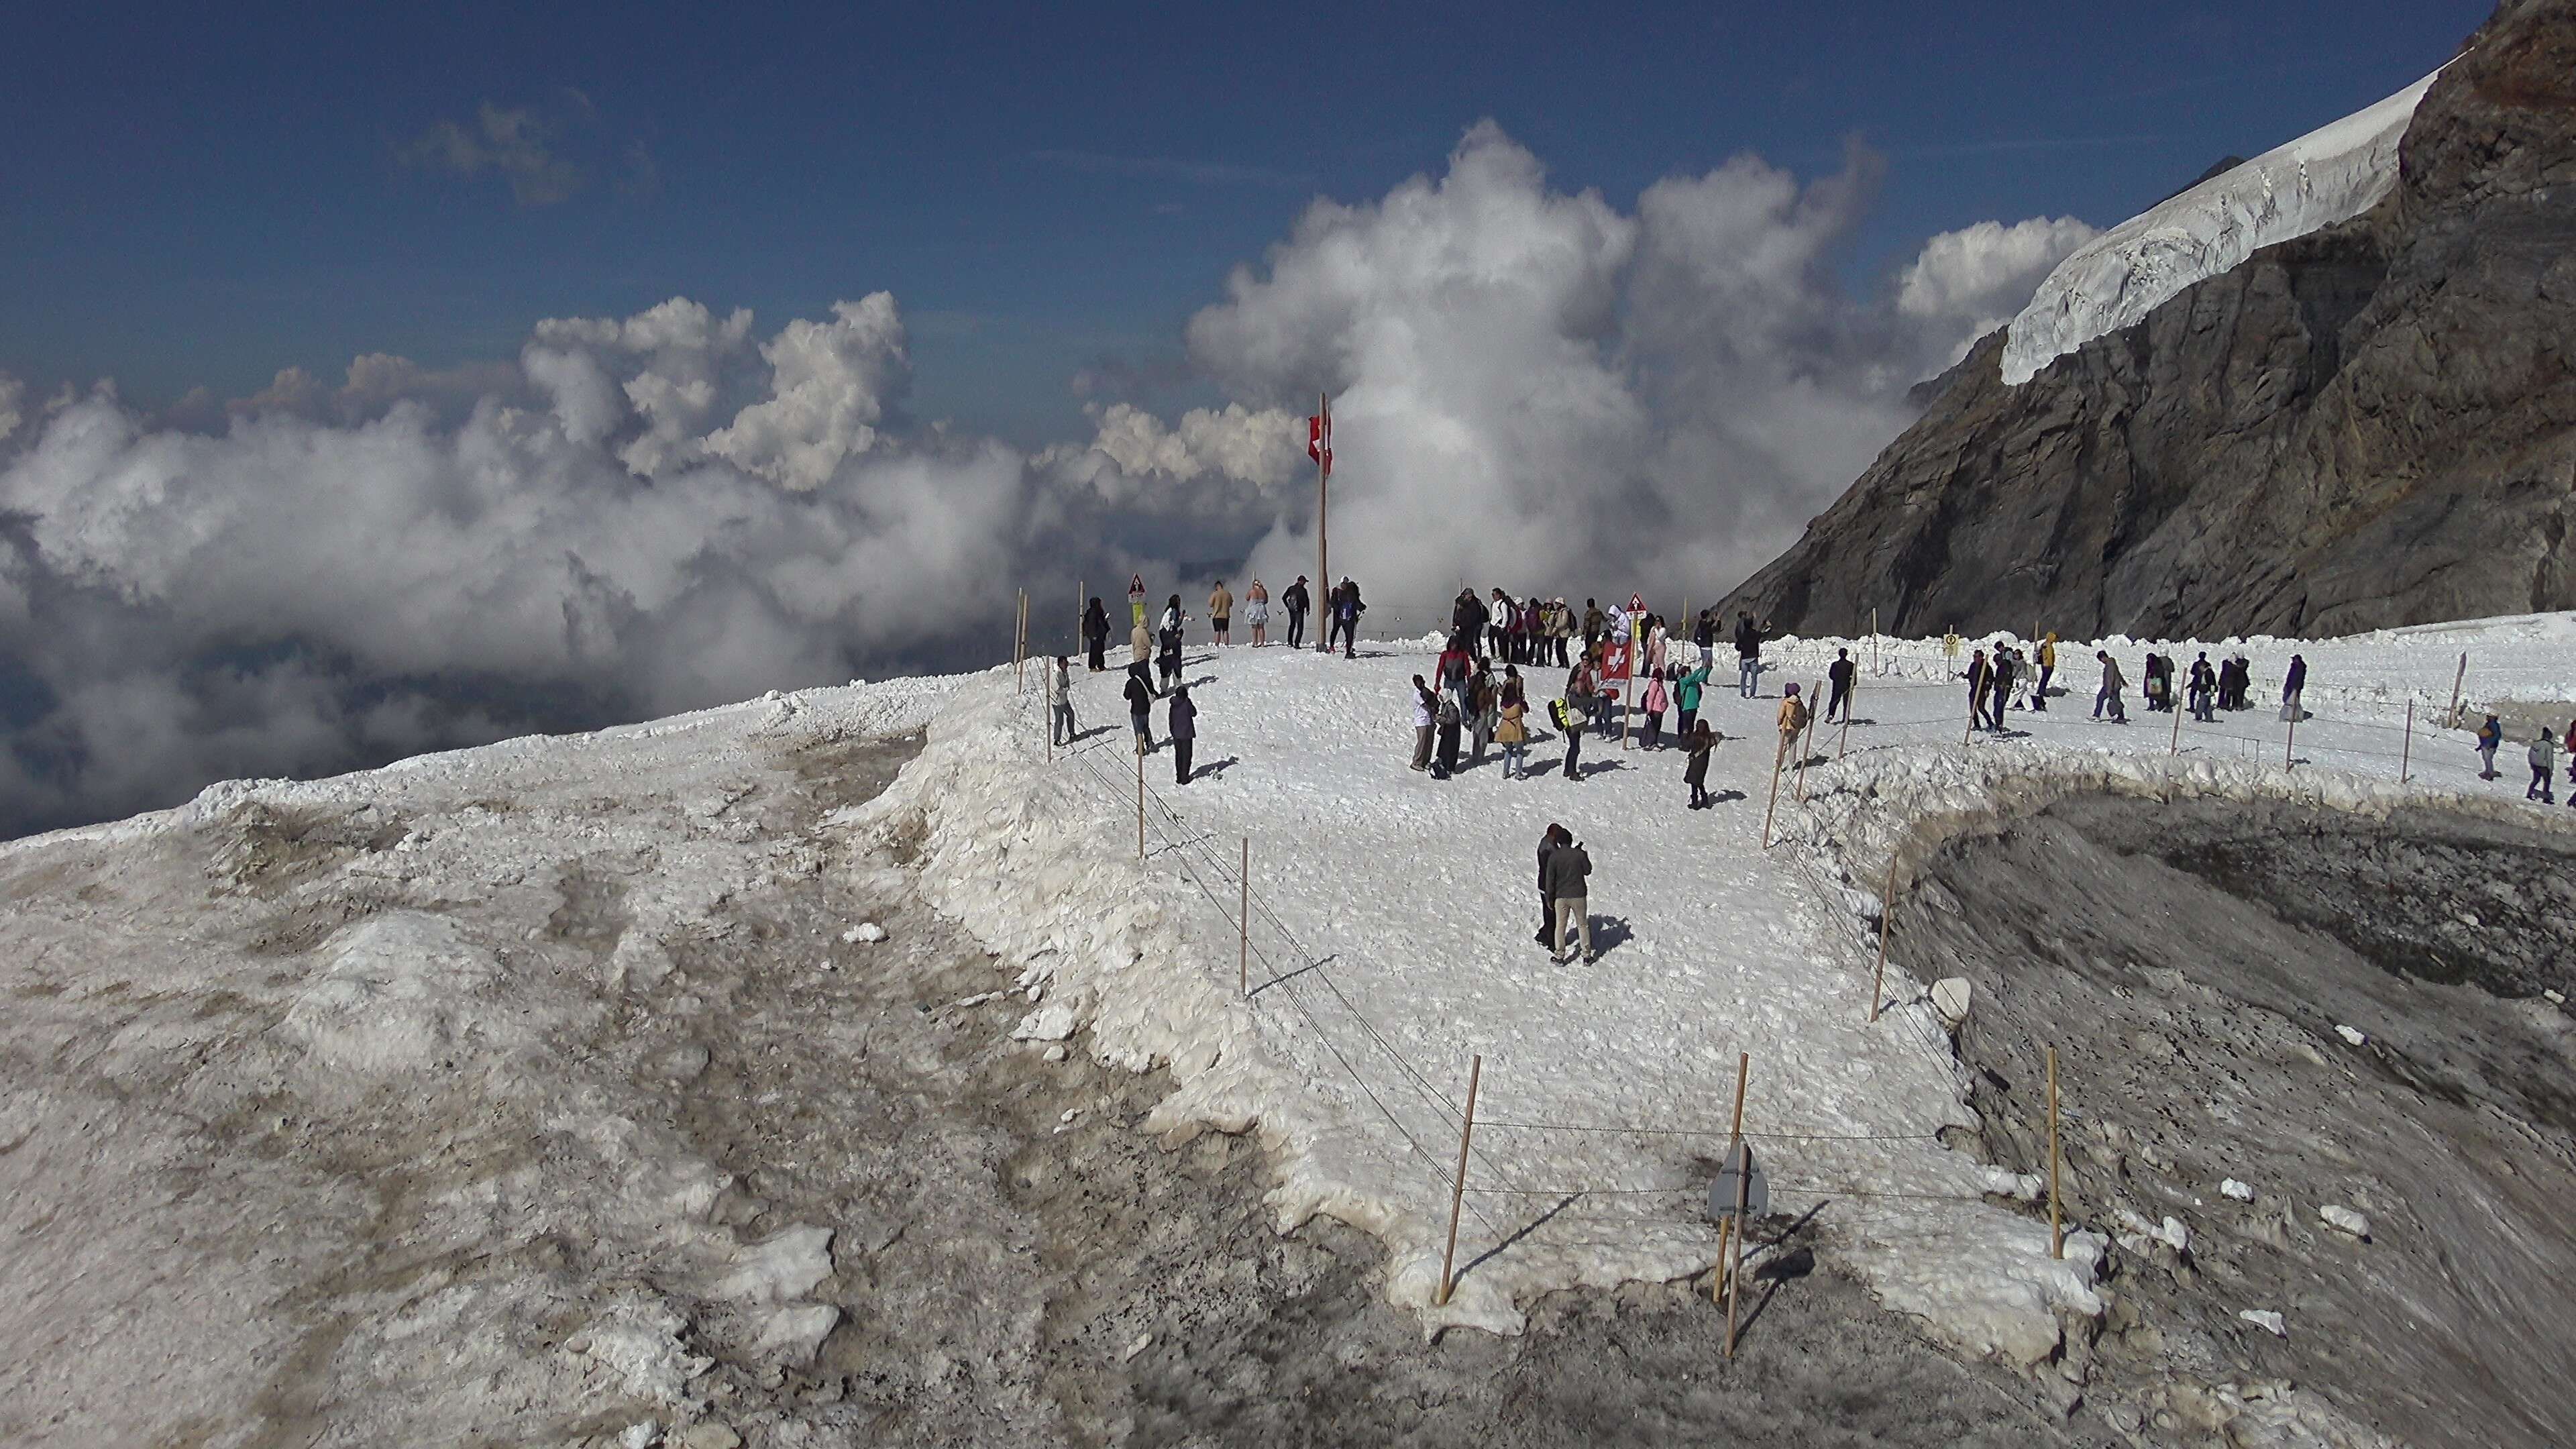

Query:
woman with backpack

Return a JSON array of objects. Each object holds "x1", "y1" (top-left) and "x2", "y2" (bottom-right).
[
  {"x1": 1561, "y1": 659, "x2": 1596, "y2": 780},
  {"x1": 1124, "y1": 669, "x2": 1155, "y2": 755}
]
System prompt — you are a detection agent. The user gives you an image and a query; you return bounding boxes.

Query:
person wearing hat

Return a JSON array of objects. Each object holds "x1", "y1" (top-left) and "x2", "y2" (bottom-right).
[
  {"x1": 2094, "y1": 651, "x2": 2127, "y2": 724},
  {"x1": 1776, "y1": 682, "x2": 1809, "y2": 762}
]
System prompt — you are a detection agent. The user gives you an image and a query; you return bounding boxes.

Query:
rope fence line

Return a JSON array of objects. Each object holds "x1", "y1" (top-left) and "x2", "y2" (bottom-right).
[{"x1": 1014, "y1": 632, "x2": 2562, "y2": 1291}]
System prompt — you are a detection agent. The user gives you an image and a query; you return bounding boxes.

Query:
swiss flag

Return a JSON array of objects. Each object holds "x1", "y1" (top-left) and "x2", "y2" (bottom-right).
[{"x1": 1307, "y1": 397, "x2": 1332, "y2": 477}]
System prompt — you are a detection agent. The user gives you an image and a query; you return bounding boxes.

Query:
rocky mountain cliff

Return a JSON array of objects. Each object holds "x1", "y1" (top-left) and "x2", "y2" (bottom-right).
[{"x1": 1721, "y1": 0, "x2": 2576, "y2": 641}]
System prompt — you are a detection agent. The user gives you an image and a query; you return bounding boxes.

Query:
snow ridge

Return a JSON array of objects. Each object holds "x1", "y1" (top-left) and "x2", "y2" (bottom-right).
[{"x1": 2001, "y1": 67, "x2": 2443, "y2": 386}]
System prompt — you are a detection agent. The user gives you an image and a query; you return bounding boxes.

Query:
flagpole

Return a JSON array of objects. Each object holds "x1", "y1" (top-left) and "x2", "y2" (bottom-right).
[{"x1": 1316, "y1": 391, "x2": 1330, "y2": 654}]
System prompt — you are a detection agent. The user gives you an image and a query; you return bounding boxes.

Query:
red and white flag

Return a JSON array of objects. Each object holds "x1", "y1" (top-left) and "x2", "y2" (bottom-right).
[{"x1": 1307, "y1": 396, "x2": 1332, "y2": 477}]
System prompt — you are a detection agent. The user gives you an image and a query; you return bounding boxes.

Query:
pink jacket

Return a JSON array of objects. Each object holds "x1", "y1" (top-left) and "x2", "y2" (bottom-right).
[{"x1": 1644, "y1": 677, "x2": 1670, "y2": 713}]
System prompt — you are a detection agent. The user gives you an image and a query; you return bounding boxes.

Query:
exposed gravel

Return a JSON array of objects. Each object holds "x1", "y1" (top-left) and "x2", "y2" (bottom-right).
[{"x1": 1902, "y1": 793, "x2": 2576, "y2": 1448}]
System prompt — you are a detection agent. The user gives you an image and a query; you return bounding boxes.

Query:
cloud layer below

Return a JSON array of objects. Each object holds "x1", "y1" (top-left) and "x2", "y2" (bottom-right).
[{"x1": 0, "y1": 122, "x2": 2092, "y2": 834}]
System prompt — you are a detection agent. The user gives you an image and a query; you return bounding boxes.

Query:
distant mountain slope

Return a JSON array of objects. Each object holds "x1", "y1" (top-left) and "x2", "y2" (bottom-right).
[{"x1": 1721, "y1": 0, "x2": 2576, "y2": 641}]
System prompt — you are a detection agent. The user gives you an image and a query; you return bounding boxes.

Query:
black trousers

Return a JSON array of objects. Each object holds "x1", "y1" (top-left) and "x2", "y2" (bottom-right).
[
  {"x1": 1330, "y1": 618, "x2": 1356, "y2": 655},
  {"x1": 1827, "y1": 683, "x2": 1850, "y2": 721},
  {"x1": 1554, "y1": 636, "x2": 1570, "y2": 667},
  {"x1": 1286, "y1": 608, "x2": 1305, "y2": 647},
  {"x1": 1175, "y1": 738, "x2": 1195, "y2": 784},
  {"x1": 1087, "y1": 639, "x2": 1106, "y2": 671}
]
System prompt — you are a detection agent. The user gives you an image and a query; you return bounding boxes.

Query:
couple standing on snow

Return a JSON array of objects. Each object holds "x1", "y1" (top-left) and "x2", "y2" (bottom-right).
[{"x1": 1534, "y1": 824, "x2": 1595, "y2": 965}]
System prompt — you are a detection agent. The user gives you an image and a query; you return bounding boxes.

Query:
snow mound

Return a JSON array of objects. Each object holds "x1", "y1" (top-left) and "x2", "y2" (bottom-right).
[
  {"x1": 280, "y1": 912, "x2": 521, "y2": 1081},
  {"x1": 2002, "y1": 67, "x2": 2443, "y2": 385}
]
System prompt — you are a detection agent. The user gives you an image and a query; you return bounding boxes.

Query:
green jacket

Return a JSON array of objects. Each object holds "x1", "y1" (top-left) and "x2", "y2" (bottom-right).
[{"x1": 1676, "y1": 665, "x2": 1710, "y2": 712}]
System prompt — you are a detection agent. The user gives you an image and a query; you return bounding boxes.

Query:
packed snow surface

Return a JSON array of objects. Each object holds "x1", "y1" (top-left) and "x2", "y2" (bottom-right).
[
  {"x1": 2001, "y1": 66, "x2": 2442, "y2": 385},
  {"x1": 881, "y1": 609, "x2": 2576, "y2": 1364},
  {"x1": 7, "y1": 602, "x2": 2573, "y2": 1440}
]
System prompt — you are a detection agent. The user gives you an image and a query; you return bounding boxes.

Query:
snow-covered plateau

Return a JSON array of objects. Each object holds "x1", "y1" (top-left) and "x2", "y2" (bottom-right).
[
  {"x1": 2002, "y1": 66, "x2": 2444, "y2": 386},
  {"x1": 5, "y1": 609, "x2": 2572, "y2": 1446}
]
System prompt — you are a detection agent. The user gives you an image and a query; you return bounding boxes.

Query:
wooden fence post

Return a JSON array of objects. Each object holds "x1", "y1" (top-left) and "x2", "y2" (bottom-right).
[
  {"x1": 1136, "y1": 749, "x2": 1146, "y2": 860},
  {"x1": 2047, "y1": 1045, "x2": 2063, "y2": 1260},
  {"x1": 1016, "y1": 589, "x2": 1028, "y2": 688},
  {"x1": 2447, "y1": 651, "x2": 2468, "y2": 729},
  {"x1": 1761, "y1": 734, "x2": 1786, "y2": 849},
  {"x1": 1724, "y1": 1051, "x2": 1753, "y2": 1357},
  {"x1": 1438, "y1": 1055, "x2": 1484, "y2": 1307},
  {"x1": 1239, "y1": 837, "x2": 1250, "y2": 995},
  {"x1": 2285, "y1": 704, "x2": 2298, "y2": 770},
  {"x1": 1713, "y1": 1051, "x2": 1748, "y2": 1307},
  {"x1": 1794, "y1": 680, "x2": 1822, "y2": 802},
  {"x1": 2169, "y1": 692, "x2": 2183, "y2": 756},
  {"x1": 1870, "y1": 862, "x2": 1896, "y2": 1022},
  {"x1": 2402, "y1": 700, "x2": 2414, "y2": 784}
]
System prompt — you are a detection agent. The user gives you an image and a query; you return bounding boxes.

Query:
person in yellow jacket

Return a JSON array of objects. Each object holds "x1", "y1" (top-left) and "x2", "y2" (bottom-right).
[
  {"x1": 1776, "y1": 682, "x2": 1811, "y2": 761},
  {"x1": 1208, "y1": 581, "x2": 1234, "y2": 646},
  {"x1": 2034, "y1": 631, "x2": 2059, "y2": 711},
  {"x1": 1496, "y1": 692, "x2": 1529, "y2": 778}
]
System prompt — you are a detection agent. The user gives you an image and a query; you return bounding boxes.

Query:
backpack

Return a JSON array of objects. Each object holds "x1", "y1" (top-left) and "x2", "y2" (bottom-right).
[{"x1": 1549, "y1": 699, "x2": 1574, "y2": 731}]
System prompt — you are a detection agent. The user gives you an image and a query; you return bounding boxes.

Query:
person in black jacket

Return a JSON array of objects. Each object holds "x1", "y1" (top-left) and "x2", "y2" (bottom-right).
[
  {"x1": 1157, "y1": 619, "x2": 1184, "y2": 692},
  {"x1": 1535, "y1": 824, "x2": 1570, "y2": 945},
  {"x1": 1168, "y1": 685, "x2": 1197, "y2": 784},
  {"x1": 1544, "y1": 831, "x2": 1595, "y2": 964},
  {"x1": 1123, "y1": 669, "x2": 1155, "y2": 754},
  {"x1": 1083, "y1": 597, "x2": 1110, "y2": 672},
  {"x1": 1733, "y1": 612, "x2": 1768, "y2": 698},
  {"x1": 1825, "y1": 648, "x2": 1855, "y2": 724},
  {"x1": 1283, "y1": 575, "x2": 1311, "y2": 649}
]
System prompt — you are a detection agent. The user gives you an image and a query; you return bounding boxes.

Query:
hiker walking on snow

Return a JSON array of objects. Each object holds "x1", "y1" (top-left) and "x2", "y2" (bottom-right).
[
  {"x1": 1776, "y1": 683, "x2": 1810, "y2": 764},
  {"x1": 1967, "y1": 649, "x2": 1992, "y2": 731},
  {"x1": 1283, "y1": 576, "x2": 1310, "y2": 649},
  {"x1": 1684, "y1": 720, "x2": 1723, "y2": 810},
  {"x1": 2281, "y1": 654, "x2": 2308, "y2": 722},
  {"x1": 1988, "y1": 647, "x2": 2016, "y2": 731},
  {"x1": 1124, "y1": 669, "x2": 1155, "y2": 754},
  {"x1": 1545, "y1": 828, "x2": 1595, "y2": 965},
  {"x1": 2476, "y1": 714, "x2": 2504, "y2": 778},
  {"x1": 1330, "y1": 578, "x2": 1365, "y2": 657},
  {"x1": 1167, "y1": 686, "x2": 1197, "y2": 784},
  {"x1": 1499, "y1": 684, "x2": 1530, "y2": 780},
  {"x1": 1733, "y1": 611, "x2": 1768, "y2": 698},
  {"x1": 1562, "y1": 661, "x2": 1596, "y2": 780},
  {"x1": 1048, "y1": 656, "x2": 1077, "y2": 746},
  {"x1": 2033, "y1": 633, "x2": 2057, "y2": 710},
  {"x1": 2188, "y1": 652, "x2": 2217, "y2": 722},
  {"x1": 1208, "y1": 582, "x2": 1233, "y2": 646},
  {"x1": 1244, "y1": 578, "x2": 1271, "y2": 646},
  {"x1": 1083, "y1": 597, "x2": 1110, "y2": 672},
  {"x1": 2529, "y1": 728, "x2": 2558, "y2": 803},
  {"x1": 2094, "y1": 651, "x2": 2128, "y2": 724},
  {"x1": 1826, "y1": 648, "x2": 1855, "y2": 724}
]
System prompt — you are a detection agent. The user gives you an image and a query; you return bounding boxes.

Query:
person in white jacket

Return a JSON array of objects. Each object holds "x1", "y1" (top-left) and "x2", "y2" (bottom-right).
[{"x1": 1048, "y1": 656, "x2": 1077, "y2": 746}]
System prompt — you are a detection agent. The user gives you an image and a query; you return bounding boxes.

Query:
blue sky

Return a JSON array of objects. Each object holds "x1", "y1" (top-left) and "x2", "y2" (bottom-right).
[{"x1": 3, "y1": 0, "x2": 2488, "y2": 447}]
